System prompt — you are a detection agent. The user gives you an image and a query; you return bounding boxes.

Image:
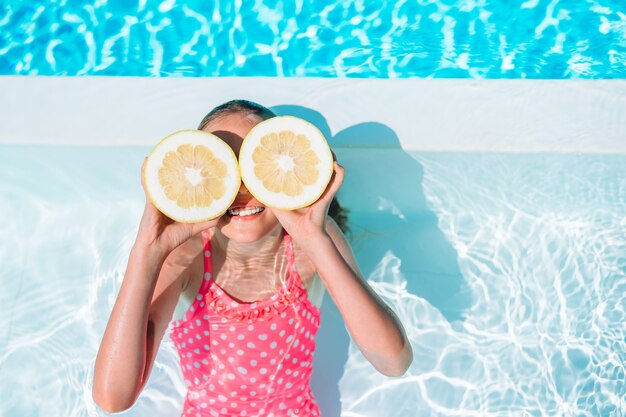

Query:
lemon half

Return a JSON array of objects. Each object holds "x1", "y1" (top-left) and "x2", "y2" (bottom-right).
[
  {"x1": 143, "y1": 130, "x2": 241, "y2": 223},
  {"x1": 239, "y1": 116, "x2": 334, "y2": 210}
]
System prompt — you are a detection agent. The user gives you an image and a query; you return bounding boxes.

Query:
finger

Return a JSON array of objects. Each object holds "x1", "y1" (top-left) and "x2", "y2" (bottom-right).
[
  {"x1": 140, "y1": 157, "x2": 163, "y2": 219},
  {"x1": 140, "y1": 157, "x2": 160, "y2": 213},
  {"x1": 318, "y1": 161, "x2": 345, "y2": 204},
  {"x1": 331, "y1": 161, "x2": 345, "y2": 189},
  {"x1": 190, "y1": 217, "x2": 220, "y2": 235},
  {"x1": 140, "y1": 158, "x2": 173, "y2": 223},
  {"x1": 141, "y1": 157, "x2": 148, "y2": 189},
  {"x1": 327, "y1": 162, "x2": 345, "y2": 194},
  {"x1": 267, "y1": 206, "x2": 296, "y2": 218}
]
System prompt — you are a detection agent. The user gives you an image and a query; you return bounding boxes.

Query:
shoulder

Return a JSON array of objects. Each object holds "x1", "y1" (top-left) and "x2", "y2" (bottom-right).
[
  {"x1": 291, "y1": 237, "x2": 317, "y2": 290},
  {"x1": 291, "y1": 217, "x2": 361, "y2": 285},
  {"x1": 290, "y1": 239, "x2": 325, "y2": 309}
]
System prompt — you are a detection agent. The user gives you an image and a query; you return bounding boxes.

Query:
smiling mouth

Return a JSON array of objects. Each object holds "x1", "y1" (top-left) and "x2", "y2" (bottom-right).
[{"x1": 226, "y1": 206, "x2": 265, "y2": 217}]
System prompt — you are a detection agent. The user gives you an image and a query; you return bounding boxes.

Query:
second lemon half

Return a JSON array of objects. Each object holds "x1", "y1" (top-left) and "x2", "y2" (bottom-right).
[{"x1": 238, "y1": 116, "x2": 334, "y2": 210}]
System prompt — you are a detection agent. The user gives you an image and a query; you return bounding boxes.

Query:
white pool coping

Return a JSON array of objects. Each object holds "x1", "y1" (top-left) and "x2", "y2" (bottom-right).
[{"x1": 1, "y1": 76, "x2": 625, "y2": 153}]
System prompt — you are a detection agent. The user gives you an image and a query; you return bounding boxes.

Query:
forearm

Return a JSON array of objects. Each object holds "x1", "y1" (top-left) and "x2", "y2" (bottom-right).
[
  {"x1": 93, "y1": 244, "x2": 165, "y2": 411},
  {"x1": 301, "y1": 233, "x2": 412, "y2": 376}
]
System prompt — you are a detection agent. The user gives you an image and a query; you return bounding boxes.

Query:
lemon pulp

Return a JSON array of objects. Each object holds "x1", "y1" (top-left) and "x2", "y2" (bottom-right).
[
  {"x1": 158, "y1": 144, "x2": 228, "y2": 208},
  {"x1": 144, "y1": 130, "x2": 240, "y2": 223},
  {"x1": 239, "y1": 116, "x2": 333, "y2": 210}
]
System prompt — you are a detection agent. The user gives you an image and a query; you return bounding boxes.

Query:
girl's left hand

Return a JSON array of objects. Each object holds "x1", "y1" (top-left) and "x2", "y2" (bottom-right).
[{"x1": 270, "y1": 161, "x2": 345, "y2": 244}]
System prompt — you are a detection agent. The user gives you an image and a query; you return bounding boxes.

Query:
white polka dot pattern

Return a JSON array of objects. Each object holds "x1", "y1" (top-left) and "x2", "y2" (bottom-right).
[{"x1": 170, "y1": 230, "x2": 322, "y2": 416}]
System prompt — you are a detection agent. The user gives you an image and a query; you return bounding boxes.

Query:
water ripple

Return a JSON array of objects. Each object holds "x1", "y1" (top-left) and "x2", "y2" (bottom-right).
[
  {"x1": 1, "y1": 0, "x2": 625, "y2": 77},
  {"x1": 1, "y1": 147, "x2": 624, "y2": 416},
  {"x1": 340, "y1": 152, "x2": 625, "y2": 416}
]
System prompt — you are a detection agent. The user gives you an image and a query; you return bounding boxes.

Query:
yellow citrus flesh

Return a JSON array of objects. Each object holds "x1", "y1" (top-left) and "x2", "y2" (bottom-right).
[
  {"x1": 158, "y1": 144, "x2": 228, "y2": 209},
  {"x1": 144, "y1": 130, "x2": 240, "y2": 223},
  {"x1": 239, "y1": 116, "x2": 333, "y2": 210},
  {"x1": 252, "y1": 130, "x2": 320, "y2": 197}
]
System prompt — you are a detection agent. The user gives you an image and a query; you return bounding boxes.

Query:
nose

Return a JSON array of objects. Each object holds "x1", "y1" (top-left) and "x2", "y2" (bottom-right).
[{"x1": 238, "y1": 182, "x2": 250, "y2": 195}]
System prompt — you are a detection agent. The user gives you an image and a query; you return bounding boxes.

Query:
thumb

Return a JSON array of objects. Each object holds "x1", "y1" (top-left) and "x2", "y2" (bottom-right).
[{"x1": 190, "y1": 218, "x2": 219, "y2": 236}]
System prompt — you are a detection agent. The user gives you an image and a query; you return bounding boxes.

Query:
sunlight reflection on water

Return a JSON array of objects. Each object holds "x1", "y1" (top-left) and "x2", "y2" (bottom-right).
[
  {"x1": 0, "y1": 146, "x2": 624, "y2": 416},
  {"x1": 338, "y1": 151, "x2": 625, "y2": 417}
]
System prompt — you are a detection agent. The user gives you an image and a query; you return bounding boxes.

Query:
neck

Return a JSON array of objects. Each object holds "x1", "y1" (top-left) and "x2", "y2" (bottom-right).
[{"x1": 211, "y1": 224, "x2": 284, "y2": 265}]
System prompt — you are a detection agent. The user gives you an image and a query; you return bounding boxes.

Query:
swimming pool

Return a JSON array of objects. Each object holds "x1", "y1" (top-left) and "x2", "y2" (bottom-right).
[
  {"x1": 1, "y1": 77, "x2": 625, "y2": 417},
  {"x1": 2, "y1": 0, "x2": 626, "y2": 78},
  {"x1": 1, "y1": 1, "x2": 625, "y2": 417}
]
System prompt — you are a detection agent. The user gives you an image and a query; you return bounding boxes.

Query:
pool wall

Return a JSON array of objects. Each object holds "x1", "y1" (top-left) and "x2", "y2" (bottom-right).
[{"x1": 2, "y1": 76, "x2": 626, "y2": 153}]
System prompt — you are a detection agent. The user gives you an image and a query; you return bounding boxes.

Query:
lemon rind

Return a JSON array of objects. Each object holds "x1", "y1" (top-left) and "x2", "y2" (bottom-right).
[
  {"x1": 144, "y1": 130, "x2": 241, "y2": 224},
  {"x1": 239, "y1": 116, "x2": 334, "y2": 210}
]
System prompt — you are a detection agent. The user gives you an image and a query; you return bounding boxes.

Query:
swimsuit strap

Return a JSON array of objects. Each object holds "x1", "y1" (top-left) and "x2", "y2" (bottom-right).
[
  {"x1": 199, "y1": 229, "x2": 306, "y2": 300},
  {"x1": 282, "y1": 230, "x2": 306, "y2": 291},
  {"x1": 182, "y1": 228, "x2": 316, "y2": 323}
]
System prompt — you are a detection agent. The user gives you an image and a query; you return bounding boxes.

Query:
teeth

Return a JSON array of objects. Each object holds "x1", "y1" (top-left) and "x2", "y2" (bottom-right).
[{"x1": 228, "y1": 207, "x2": 264, "y2": 217}]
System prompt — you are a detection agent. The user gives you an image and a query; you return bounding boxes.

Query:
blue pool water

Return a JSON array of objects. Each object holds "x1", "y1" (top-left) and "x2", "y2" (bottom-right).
[
  {"x1": 1, "y1": 0, "x2": 625, "y2": 416},
  {"x1": 0, "y1": 143, "x2": 625, "y2": 416},
  {"x1": 1, "y1": 0, "x2": 626, "y2": 78}
]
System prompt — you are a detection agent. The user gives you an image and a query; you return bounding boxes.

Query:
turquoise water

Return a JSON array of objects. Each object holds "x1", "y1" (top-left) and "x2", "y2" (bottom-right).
[
  {"x1": 1, "y1": 0, "x2": 626, "y2": 78},
  {"x1": 1, "y1": 144, "x2": 624, "y2": 416},
  {"x1": 2, "y1": 1, "x2": 625, "y2": 415}
]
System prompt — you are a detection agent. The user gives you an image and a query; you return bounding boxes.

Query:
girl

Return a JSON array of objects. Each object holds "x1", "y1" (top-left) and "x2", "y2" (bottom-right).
[{"x1": 92, "y1": 100, "x2": 413, "y2": 416}]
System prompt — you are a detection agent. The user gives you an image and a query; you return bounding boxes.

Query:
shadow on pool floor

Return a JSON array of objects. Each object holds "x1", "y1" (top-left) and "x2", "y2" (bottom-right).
[{"x1": 274, "y1": 105, "x2": 473, "y2": 417}]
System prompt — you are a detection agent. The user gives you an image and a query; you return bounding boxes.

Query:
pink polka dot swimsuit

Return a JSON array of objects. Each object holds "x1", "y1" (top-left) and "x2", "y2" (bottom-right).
[{"x1": 169, "y1": 230, "x2": 322, "y2": 417}]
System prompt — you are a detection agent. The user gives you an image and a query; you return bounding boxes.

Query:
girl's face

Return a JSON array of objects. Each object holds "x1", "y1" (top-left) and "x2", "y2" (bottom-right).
[{"x1": 202, "y1": 112, "x2": 281, "y2": 243}]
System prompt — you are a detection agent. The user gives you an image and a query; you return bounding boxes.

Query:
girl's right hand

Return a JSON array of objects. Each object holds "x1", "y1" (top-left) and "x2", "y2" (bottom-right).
[{"x1": 135, "y1": 158, "x2": 220, "y2": 256}]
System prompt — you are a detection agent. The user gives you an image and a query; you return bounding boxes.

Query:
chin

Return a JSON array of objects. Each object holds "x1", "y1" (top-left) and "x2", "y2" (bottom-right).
[{"x1": 216, "y1": 215, "x2": 281, "y2": 243}]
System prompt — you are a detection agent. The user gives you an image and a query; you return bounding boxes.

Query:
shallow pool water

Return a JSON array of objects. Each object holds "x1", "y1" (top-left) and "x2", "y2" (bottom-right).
[{"x1": 0, "y1": 144, "x2": 624, "y2": 416}]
